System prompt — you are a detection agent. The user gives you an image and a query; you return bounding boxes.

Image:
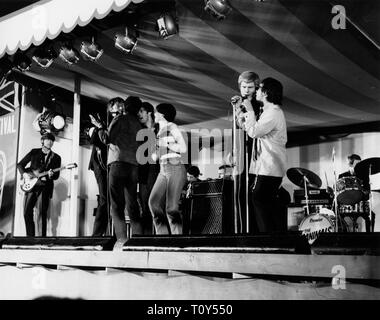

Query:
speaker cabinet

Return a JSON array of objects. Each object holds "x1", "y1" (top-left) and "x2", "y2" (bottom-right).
[
  {"x1": 183, "y1": 179, "x2": 234, "y2": 235},
  {"x1": 287, "y1": 204, "x2": 305, "y2": 231}
]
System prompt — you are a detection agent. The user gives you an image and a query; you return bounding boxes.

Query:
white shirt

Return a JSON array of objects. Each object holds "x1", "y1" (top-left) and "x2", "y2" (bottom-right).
[
  {"x1": 155, "y1": 122, "x2": 187, "y2": 161},
  {"x1": 242, "y1": 104, "x2": 287, "y2": 177}
]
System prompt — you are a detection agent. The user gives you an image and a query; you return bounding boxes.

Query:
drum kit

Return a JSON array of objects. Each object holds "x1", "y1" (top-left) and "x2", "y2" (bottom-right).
[{"x1": 287, "y1": 157, "x2": 380, "y2": 240}]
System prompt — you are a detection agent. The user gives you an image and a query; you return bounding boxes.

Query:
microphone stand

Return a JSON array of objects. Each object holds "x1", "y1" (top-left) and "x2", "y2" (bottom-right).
[
  {"x1": 241, "y1": 97, "x2": 250, "y2": 234},
  {"x1": 232, "y1": 101, "x2": 241, "y2": 234},
  {"x1": 231, "y1": 96, "x2": 251, "y2": 234},
  {"x1": 245, "y1": 128, "x2": 249, "y2": 234},
  {"x1": 106, "y1": 111, "x2": 113, "y2": 237}
]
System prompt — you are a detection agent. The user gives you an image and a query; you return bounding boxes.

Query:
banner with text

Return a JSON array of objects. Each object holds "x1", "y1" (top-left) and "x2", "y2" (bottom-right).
[{"x1": 0, "y1": 106, "x2": 20, "y2": 235}]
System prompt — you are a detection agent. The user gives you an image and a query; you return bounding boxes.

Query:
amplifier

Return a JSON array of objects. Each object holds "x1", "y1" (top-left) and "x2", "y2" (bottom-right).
[
  {"x1": 183, "y1": 179, "x2": 234, "y2": 235},
  {"x1": 294, "y1": 188, "x2": 331, "y2": 205},
  {"x1": 188, "y1": 178, "x2": 226, "y2": 197},
  {"x1": 299, "y1": 199, "x2": 330, "y2": 205}
]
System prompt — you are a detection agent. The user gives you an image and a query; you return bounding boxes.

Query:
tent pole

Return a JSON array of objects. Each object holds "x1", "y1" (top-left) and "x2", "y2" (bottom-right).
[{"x1": 69, "y1": 76, "x2": 81, "y2": 236}]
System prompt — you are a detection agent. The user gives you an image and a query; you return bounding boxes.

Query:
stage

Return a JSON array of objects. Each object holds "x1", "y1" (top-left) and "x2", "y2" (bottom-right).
[{"x1": 0, "y1": 234, "x2": 379, "y2": 300}]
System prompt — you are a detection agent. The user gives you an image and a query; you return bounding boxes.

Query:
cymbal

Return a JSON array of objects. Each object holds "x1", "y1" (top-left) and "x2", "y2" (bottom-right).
[
  {"x1": 286, "y1": 167, "x2": 322, "y2": 189},
  {"x1": 354, "y1": 157, "x2": 380, "y2": 179}
]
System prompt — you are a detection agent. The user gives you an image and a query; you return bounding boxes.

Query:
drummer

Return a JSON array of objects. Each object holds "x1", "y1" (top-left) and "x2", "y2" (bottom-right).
[
  {"x1": 339, "y1": 154, "x2": 361, "y2": 179},
  {"x1": 338, "y1": 153, "x2": 370, "y2": 201}
]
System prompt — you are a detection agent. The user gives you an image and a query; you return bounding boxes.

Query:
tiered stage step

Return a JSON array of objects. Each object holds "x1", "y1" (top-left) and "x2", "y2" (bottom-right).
[{"x1": 0, "y1": 233, "x2": 379, "y2": 281}]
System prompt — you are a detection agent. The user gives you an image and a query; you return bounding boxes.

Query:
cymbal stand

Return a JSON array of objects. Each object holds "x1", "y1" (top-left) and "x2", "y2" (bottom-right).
[
  {"x1": 332, "y1": 148, "x2": 339, "y2": 232},
  {"x1": 303, "y1": 177, "x2": 310, "y2": 216},
  {"x1": 369, "y1": 164, "x2": 375, "y2": 232},
  {"x1": 332, "y1": 179, "x2": 339, "y2": 232}
]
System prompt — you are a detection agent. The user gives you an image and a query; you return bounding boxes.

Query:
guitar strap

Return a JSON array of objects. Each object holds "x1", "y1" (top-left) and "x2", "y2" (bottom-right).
[{"x1": 44, "y1": 151, "x2": 54, "y2": 171}]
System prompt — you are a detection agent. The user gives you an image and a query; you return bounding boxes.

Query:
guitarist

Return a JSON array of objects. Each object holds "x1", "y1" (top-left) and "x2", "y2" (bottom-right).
[{"x1": 17, "y1": 132, "x2": 61, "y2": 237}]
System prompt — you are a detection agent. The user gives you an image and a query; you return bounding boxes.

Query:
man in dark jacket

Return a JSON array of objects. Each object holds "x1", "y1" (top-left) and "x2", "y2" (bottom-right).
[
  {"x1": 17, "y1": 133, "x2": 61, "y2": 236},
  {"x1": 137, "y1": 102, "x2": 159, "y2": 235},
  {"x1": 95, "y1": 97, "x2": 144, "y2": 250},
  {"x1": 87, "y1": 114, "x2": 108, "y2": 236}
]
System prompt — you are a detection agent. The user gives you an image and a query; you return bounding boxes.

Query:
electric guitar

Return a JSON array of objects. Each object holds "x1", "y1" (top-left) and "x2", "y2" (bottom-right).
[{"x1": 20, "y1": 163, "x2": 77, "y2": 193}]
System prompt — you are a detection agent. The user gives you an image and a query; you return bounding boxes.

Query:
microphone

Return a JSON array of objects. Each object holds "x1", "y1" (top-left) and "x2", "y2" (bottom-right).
[{"x1": 231, "y1": 95, "x2": 241, "y2": 105}]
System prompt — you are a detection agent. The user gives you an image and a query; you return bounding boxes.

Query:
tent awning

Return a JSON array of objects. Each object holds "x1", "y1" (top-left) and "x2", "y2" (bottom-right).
[
  {"x1": 1, "y1": 0, "x2": 379, "y2": 146},
  {"x1": 0, "y1": 0, "x2": 144, "y2": 58}
]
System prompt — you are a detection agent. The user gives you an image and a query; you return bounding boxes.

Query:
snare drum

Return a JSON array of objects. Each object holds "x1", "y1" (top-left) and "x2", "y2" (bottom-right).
[
  {"x1": 308, "y1": 204, "x2": 332, "y2": 215},
  {"x1": 336, "y1": 176, "x2": 364, "y2": 205}
]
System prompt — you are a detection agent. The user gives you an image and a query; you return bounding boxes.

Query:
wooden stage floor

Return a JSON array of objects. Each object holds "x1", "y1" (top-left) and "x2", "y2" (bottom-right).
[{"x1": 0, "y1": 233, "x2": 379, "y2": 299}]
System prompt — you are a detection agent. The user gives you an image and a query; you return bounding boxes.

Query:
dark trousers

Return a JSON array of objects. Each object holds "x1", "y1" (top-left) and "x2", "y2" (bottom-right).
[
  {"x1": 92, "y1": 167, "x2": 108, "y2": 236},
  {"x1": 23, "y1": 186, "x2": 51, "y2": 237},
  {"x1": 138, "y1": 165, "x2": 159, "y2": 235},
  {"x1": 109, "y1": 162, "x2": 142, "y2": 240},
  {"x1": 249, "y1": 175, "x2": 283, "y2": 233}
]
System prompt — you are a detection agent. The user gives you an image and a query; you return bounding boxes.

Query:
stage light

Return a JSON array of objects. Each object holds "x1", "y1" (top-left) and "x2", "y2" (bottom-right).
[
  {"x1": 32, "y1": 46, "x2": 57, "y2": 68},
  {"x1": 115, "y1": 28, "x2": 138, "y2": 53},
  {"x1": 59, "y1": 43, "x2": 80, "y2": 65},
  {"x1": 156, "y1": 13, "x2": 178, "y2": 39},
  {"x1": 0, "y1": 57, "x2": 13, "y2": 82},
  {"x1": 33, "y1": 109, "x2": 66, "y2": 134},
  {"x1": 80, "y1": 37, "x2": 103, "y2": 62},
  {"x1": 13, "y1": 52, "x2": 31, "y2": 72},
  {"x1": 204, "y1": 0, "x2": 232, "y2": 20}
]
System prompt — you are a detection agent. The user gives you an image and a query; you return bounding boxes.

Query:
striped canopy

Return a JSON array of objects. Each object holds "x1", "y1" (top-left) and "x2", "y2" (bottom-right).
[{"x1": 0, "y1": 0, "x2": 379, "y2": 145}]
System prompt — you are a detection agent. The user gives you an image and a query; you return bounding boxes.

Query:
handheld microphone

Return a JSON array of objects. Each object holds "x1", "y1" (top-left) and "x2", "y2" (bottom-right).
[{"x1": 231, "y1": 96, "x2": 241, "y2": 104}]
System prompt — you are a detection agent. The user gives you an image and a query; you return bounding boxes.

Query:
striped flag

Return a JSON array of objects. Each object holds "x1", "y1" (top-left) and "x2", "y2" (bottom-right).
[{"x1": 0, "y1": 79, "x2": 19, "y2": 115}]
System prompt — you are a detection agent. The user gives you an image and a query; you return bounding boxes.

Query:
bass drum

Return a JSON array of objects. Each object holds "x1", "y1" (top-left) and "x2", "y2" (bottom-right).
[
  {"x1": 299, "y1": 213, "x2": 334, "y2": 244},
  {"x1": 299, "y1": 213, "x2": 347, "y2": 244}
]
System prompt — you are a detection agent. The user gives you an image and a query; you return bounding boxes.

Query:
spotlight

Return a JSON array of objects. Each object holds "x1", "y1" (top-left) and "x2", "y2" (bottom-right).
[
  {"x1": 13, "y1": 52, "x2": 31, "y2": 72},
  {"x1": 115, "y1": 28, "x2": 138, "y2": 53},
  {"x1": 32, "y1": 46, "x2": 57, "y2": 68},
  {"x1": 34, "y1": 109, "x2": 66, "y2": 134},
  {"x1": 0, "y1": 57, "x2": 13, "y2": 81},
  {"x1": 80, "y1": 37, "x2": 103, "y2": 62},
  {"x1": 204, "y1": 0, "x2": 232, "y2": 20},
  {"x1": 59, "y1": 43, "x2": 80, "y2": 65},
  {"x1": 156, "y1": 13, "x2": 178, "y2": 39}
]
